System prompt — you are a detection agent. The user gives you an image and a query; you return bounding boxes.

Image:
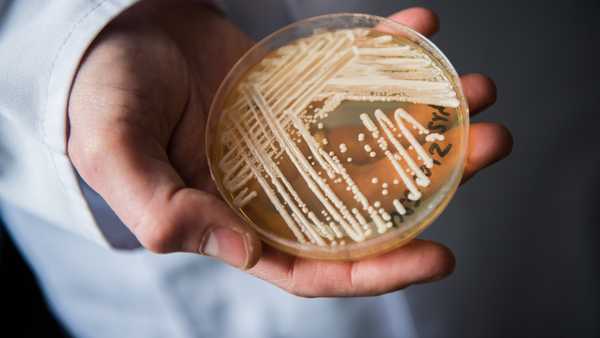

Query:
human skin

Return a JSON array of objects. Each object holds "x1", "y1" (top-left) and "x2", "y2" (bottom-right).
[{"x1": 68, "y1": 0, "x2": 512, "y2": 297}]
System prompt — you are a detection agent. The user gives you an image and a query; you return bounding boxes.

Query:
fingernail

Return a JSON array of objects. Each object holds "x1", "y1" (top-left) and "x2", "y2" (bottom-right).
[{"x1": 201, "y1": 227, "x2": 249, "y2": 268}]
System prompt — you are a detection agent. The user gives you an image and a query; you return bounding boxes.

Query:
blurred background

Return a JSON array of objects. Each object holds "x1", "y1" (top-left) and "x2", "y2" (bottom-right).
[{"x1": 2, "y1": 0, "x2": 599, "y2": 337}]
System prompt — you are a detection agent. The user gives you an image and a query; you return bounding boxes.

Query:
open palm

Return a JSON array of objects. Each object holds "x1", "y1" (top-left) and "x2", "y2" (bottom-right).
[{"x1": 68, "y1": 0, "x2": 512, "y2": 297}]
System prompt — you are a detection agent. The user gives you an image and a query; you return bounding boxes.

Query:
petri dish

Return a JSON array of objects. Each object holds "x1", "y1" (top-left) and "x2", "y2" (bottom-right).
[{"x1": 206, "y1": 13, "x2": 469, "y2": 260}]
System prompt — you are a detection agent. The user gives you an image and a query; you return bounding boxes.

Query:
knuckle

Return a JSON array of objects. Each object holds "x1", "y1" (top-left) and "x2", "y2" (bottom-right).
[
  {"x1": 67, "y1": 133, "x2": 115, "y2": 182},
  {"x1": 67, "y1": 136, "x2": 99, "y2": 171},
  {"x1": 136, "y1": 217, "x2": 182, "y2": 254},
  {"x1": 284, "y1": 265, "x2": 342, "y2": 298},
  {"x1": 283, "y1": 263, "x2": 316, "y2": 298}
]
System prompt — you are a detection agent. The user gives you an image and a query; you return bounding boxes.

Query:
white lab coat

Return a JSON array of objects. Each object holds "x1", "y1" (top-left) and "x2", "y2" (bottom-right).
[
  {"x1": 0, "y1": 1, "x2": 418, "y2": 337},
  {"x1": 0, "y1": 0, "x2": 141, "y2": 245}
]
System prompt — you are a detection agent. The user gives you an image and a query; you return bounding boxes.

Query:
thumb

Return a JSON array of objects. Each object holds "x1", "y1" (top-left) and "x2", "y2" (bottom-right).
[{"x1": 67, "y1": 122, "x2": 261, "y2": 269}]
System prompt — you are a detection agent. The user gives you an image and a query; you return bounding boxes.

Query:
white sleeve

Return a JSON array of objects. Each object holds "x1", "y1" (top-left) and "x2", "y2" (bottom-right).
[{"x1": 0, "y1": 0, "x2": 140, "y2": 247}]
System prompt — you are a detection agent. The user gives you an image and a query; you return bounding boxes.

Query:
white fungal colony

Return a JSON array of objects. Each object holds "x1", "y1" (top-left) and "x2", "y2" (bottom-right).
[{"x1": 217, "y1": 29, "x2": 459, "y2": 247}]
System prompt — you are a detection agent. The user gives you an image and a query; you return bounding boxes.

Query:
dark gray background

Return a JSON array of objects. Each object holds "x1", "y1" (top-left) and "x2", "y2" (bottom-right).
[{"x1": 224, "y1": 1, "x2": 600, "y2": 337}]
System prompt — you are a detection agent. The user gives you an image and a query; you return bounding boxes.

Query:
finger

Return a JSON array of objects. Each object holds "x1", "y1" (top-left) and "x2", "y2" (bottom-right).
[
  {"x1": 463, "y1": 122, "x2": 513, "y2": 182},
  {"x1": 388, "y1": 7, "x2": 440, "y2": 37},
  {"x1": 461, "y1": 73, "x2": 497, "y2": 116},
  {"x1": 389, "y1": 13, "x2": 498, "y2": 117},
  {"x1": 249, "y1": 239, "x2": 454, "y2": 297},
  {"x1": 68, "y1": 116, "x2": 261, "y2": 269}
]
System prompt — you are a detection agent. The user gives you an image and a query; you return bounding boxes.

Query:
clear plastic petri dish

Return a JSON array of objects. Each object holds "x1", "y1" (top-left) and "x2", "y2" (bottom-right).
[{"x1": 206, "y1": 13, "x2": 469, "y2": 260}]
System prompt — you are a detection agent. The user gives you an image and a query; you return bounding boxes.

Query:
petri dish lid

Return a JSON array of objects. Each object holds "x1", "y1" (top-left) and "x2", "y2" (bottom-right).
[{"x1": 206, "y1": 13, "x2": 469, "y2": 260}]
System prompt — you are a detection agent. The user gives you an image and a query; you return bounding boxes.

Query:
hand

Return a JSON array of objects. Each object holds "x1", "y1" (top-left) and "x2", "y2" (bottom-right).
[{"x1": 68, "y1": 2, "x2": 512, "y2": 297}]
